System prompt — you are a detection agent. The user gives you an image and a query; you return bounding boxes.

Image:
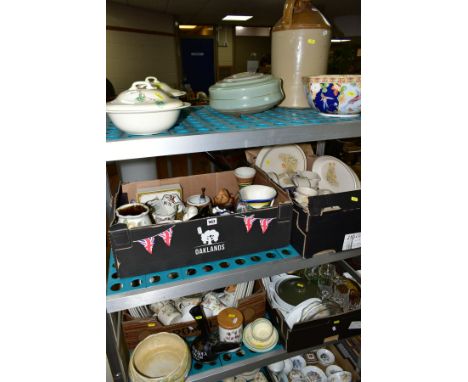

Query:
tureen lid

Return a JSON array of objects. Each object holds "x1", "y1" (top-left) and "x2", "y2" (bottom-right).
[
  {"x1": 106, "y1": 80, "x2": 185, "y2": 113},
  {"x1": 209, "y1": 72, "x2": 282, "y2": 100}
]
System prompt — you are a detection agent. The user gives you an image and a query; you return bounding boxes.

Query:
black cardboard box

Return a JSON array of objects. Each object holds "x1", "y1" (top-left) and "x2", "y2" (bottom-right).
[
  {"x1": 290, "y1": 190, "x2": 361, "y2": 258},
  {"x1": 267, "y1": 301, "x2": 361, "y2": 352},
  {"x1": 109, "y1": 168, "x2": 292, "y2": 278}
]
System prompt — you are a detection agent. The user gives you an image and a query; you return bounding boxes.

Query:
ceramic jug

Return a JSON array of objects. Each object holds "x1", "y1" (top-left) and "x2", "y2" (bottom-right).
[{"x1": 272, "y1": 0, "x2": 331, "y2": 108}]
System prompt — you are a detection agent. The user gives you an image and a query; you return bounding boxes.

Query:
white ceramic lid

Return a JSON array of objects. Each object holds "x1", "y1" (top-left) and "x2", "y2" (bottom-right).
[
  {"x1": 209, "y1": 72, "x2": 282, "y2": 100},
  {"x1": 106, "y1": 80, "x2": 185, "y2": 113},
  {"x1": 145, "y1": 76, "x2": 186, "y2": 97}
]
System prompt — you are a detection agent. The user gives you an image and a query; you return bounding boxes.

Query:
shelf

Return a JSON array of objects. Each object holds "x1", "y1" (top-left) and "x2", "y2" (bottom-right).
[
  {"x1": 106, "y1": 106, "x2": 361, "y2": 162},
  {"x1": 106, "y1": 245, "x2": 360, "y2": 313}
]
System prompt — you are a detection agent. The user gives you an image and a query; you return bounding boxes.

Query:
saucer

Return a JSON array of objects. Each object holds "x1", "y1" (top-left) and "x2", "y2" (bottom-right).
[
  {"x1": 316, "y1": 348, "x2": 335, "y2": 366},
  {"x1": 302, "y1": 366, "x2": 327, "y2": 382}
]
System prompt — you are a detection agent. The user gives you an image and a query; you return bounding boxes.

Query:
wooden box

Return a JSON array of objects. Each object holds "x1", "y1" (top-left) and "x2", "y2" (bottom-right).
[{"x1": 122, "y1": 280, "x2": 266, "y2": 350}]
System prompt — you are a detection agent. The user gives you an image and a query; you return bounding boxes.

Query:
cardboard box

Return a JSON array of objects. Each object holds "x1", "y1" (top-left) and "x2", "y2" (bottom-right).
[
  {"x1": 290, "y1": 190, "x2": 361, "y2": 258},
  {"x1": 109, "y1": 167, "x2": 292, "y2": 278},
  {"x1": 267, "y1": 300, "x2": 361, "y2": 353},
  {"x1": 122, "y1": 280, "x2": 266, "y2": 349}
]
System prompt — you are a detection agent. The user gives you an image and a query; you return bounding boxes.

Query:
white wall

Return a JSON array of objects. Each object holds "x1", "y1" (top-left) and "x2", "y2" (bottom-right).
[{"x1": 107, "y1": 3, "x2": 179, "y2": 93}]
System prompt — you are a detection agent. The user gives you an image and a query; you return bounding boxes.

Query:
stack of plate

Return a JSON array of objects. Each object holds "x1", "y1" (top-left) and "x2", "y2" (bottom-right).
[
  {"x1": 129, "y1": 332, "x2": 191, "y2": 382},
  {"x1": 312, "y1": 156, "x2": 360, "y2": 193},
  {"x1": 242, "y1": 318, "x2": 279, "y2": 353}
]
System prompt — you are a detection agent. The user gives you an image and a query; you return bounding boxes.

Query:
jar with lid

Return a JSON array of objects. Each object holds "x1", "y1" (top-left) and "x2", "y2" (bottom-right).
[{"x1": 217, "y1": 307, "x2": 244, "y2": 343}]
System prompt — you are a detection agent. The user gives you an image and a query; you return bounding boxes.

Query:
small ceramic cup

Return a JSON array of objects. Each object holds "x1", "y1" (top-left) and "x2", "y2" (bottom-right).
[
  {"x1": 234, "y1": 166, "x2": 256, "y2": 188},
  {"x1": 202, "y1": 292, "x2": 226, "y2": 315},
  {"x1": 325, "y1": 365, "x2": 343, "y2": 377},
  {"x1": 283, "y1": 359, "x2": 293, "y2": 375},
  {"x1": 294, "y1": 187, "x2": 318, "y2": 206},
  {"x1": 182, "y1": 206, "x2": 198, "y2": 221},
  {"x1": 157, "y1": 301, "x2": 182, "y2": 326},
  {"x1": 296, "y1": 187, "x2": 319, "y2": 198},
  {"x1": 267, "y1": 360, "x2": 285, "y2": 374},
  {"x1": 251, "y1": 318, "x2": 274, "y2": 342},
  {"x1": 152, "y1": 203, "x2": 177, "y2": 224}
]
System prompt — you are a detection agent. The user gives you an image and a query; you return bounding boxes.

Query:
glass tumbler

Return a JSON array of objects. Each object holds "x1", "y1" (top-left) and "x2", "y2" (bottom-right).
[
  {"x1": 317, "y1": 264, "x2": 336, "y2": 301},
  {"x1": 332, "y1": 276, "x2": 350, "y2": 310}
]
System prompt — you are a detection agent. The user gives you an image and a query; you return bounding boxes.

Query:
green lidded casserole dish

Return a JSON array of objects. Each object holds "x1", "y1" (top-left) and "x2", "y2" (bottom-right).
[{"x1": 209, "y1": 72, "x2": 284, "y2": 115}]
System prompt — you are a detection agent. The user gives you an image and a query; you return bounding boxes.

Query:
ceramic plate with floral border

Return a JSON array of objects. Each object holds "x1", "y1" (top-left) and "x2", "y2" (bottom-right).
[
  {"x1": 312, "y1": 155, "x2": 360, "y2": 193},
  {"x1": 255, "y1": 145, "x2": 307, "y2": 176}
]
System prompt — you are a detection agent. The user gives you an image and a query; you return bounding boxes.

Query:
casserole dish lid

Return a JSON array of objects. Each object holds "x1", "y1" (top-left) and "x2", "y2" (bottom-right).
[
  {"x1": 106, "y1": 80, "x2": 185, "y2": 113},
  {"x1": 209, "y1": 72, "x2": 282, "y2": 100}
]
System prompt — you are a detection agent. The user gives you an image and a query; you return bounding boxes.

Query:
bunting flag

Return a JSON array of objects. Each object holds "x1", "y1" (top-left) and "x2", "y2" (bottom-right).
[
  {"x1": 259, "y1": 218, "x2": 276, "y2": 234},
  {"x1": 157, "y1": 226, "x2": 174, "y2": 247},
  {"x1": 243, "y1": 214, "x2": 257, "y2": 233},
  {"x1": 135, "y1": 236, "x2": 156, "y2": 254}
]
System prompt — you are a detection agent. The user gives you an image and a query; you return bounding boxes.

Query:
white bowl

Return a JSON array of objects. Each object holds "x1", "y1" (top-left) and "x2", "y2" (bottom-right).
[
  {"x1": 325, "y1": 365, "x2": 344, "y2": 377},
  {"x1": 107, "y1": 104, "x2": 190, "y2": 135},
  {"x1": 239, "y1": 185, "x2": 277, "y2": 209},
  {"x1": 186, "y1": 194, "x2": 211, "y2": 208},
  {"x1": 316, "y1": 348, "x2": 335, "y2": 366}
]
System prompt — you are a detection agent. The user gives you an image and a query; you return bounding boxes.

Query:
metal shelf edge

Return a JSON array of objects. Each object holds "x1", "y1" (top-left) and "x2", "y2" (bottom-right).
[
  {"x1": 106, "y1": 249, "x2": 360, "y2": 313},
  {"x1": 106, "y1": 122, "x2": 360, "y2": 162}
]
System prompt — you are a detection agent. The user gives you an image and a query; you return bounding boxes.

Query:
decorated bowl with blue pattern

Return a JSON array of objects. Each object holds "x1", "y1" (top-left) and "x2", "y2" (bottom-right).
[{"x1": 303, "y1": 75, "x2": 361, "y2": 116}]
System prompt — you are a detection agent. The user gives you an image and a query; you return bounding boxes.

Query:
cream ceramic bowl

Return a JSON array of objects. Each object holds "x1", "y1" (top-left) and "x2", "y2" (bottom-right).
[
  {"x1": 303, "y1": 75, "x2": 361, "y2": 116},
  {"x1": 106, "y1": 80, "x2": 190, "y2": 135},
  {"x1": 209, "y1": 72, "x2": 284, "y2": 114},
  {"x1": 129, "y1": 332, "x2": 191, "y2": 382},
  {"x1": 251, "y1": 318, "x2": 274, "y2": 342},
  {"x1": 239, "y1": 185, "x2": 277, "y2": 209}
]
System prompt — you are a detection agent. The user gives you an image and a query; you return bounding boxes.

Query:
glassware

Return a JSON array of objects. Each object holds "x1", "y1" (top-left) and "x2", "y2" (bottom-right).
[
  {"x1": 317, "y1": 264, "x2": 336, "y2": 301},
  {"x1": 332, "y1": 276, "x2": 350, "y2": 311}
]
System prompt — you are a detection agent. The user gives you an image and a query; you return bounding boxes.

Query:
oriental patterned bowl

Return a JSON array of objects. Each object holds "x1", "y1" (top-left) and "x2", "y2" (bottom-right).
[{"x1": 303, "y1": 75, "x2": 361, "y2": 116}]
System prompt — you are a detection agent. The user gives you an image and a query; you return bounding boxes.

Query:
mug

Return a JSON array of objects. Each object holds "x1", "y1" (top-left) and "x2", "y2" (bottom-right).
[{"x1": 157, "y1": 301, "x2": 182, "y2": 325}]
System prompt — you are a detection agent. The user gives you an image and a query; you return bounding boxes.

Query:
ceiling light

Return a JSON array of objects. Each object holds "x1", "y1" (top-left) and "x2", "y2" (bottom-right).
[
  {"x1": 179, "y1": 25, "x2": 197, "y2": 29},
  {"x1": 222, "y1": 15, "x2": 253, "y2": 21},
  {"x1": 331, "y1": 39, "x2": 351, "y2": 43}
]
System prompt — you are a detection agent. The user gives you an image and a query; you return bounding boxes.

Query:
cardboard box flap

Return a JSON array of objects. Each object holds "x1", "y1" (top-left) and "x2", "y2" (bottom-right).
[{"x1": 308, "y1": 190, "x2": 361, "y2": 216}]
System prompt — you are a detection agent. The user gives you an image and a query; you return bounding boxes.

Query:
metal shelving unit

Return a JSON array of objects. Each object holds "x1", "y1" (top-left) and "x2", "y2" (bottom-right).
[{"x1": 106, "y1": 105, "x2": 361, "y2": 382}]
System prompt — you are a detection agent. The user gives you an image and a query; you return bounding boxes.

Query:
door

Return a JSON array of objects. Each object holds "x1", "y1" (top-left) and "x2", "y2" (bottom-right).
[{"x1": 180, "y1": 38, "x2": 215, "y2": 94}]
